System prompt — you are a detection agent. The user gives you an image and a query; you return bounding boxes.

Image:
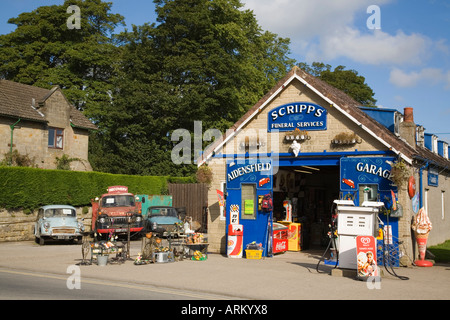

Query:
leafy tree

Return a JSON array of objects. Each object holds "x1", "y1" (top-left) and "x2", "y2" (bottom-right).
[
  {"x1": 0, "y1": 0, "x2": 124, "y2": 118},
  {"x1": 0, "y1": 0, "x2": 295, "y2": 176},
  {"x1": 298, "y1": 62, "x2": 377, "y2": 107},
  {"x1": 91, "y1": 0, "x2": 295, "y2": 175}
]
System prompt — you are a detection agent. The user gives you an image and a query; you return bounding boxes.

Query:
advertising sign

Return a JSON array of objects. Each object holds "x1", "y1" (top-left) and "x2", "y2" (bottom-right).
[
  {"x1": 356, "y1": 235, "x2": 379, "y2": 279},
  {"x1": 226, "y1": 158, "x2": 272, "y2": 190},
  {"x1": 268, "y1": 102, "x2": 327, "y2": 132},
  {"x1": 428, "y1": 167, "x2": 438, "y2": 186},
  {"x1": 340, "y1": 157, "x2": 396, "y2": 192},
  {"x1": 229, "y1": 205, "x2": 240, "y2": 225}
]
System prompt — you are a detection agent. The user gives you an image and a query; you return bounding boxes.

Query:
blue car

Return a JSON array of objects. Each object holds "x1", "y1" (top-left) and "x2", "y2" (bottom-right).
[
  {"x1": 34, "y1": 205, "x2": 85, "y2": 245},
  {"x1": 145, "y1": 206, "x2": 183, "y2": 237}
]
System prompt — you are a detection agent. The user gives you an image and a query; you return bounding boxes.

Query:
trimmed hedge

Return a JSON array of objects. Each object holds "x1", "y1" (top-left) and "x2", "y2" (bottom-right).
[{"x1": 0, "y1": 166, "x2": 195, "y2": 211}]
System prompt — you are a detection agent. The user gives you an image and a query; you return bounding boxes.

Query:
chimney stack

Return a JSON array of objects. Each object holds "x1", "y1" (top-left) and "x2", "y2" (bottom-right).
[
  {"x1": 399, "y1": 107, "x2": 416, "y2": 148},
  {"x1": 404, "y1": 107, "x2": 414, "y2": 123}
]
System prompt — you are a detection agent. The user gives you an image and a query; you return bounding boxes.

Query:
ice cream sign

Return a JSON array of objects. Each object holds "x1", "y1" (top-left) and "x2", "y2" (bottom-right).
[{"x1": 268, "y1": 102, "x2": 327, "y2": 132}]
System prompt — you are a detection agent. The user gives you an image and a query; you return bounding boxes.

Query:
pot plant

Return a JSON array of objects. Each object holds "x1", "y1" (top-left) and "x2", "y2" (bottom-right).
[
  {"x1": 196, "y1": 165, "x2": 213, "y2": 185},
  {"x1": 331, "y1": 132, "x2": 361, "y2": 145}
]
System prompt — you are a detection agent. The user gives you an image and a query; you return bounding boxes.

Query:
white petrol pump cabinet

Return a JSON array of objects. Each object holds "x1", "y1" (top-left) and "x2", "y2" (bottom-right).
[{"x1": 336, "y1": 201, "x2": 383, "y2": 269}]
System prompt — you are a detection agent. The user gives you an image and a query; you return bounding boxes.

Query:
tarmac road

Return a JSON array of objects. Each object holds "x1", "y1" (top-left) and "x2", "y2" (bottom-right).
[
  {"x1": 0, "y1": 240, "x2": 448, "y2": 301},
  {"x1": 0, "y1": 268, "x2": 240, "y2": 300}
]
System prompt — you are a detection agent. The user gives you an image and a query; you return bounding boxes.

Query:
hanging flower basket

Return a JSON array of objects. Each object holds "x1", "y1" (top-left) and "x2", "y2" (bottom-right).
[{"x1": 390, "y1": 160, "x2": 410, "y2": 188}]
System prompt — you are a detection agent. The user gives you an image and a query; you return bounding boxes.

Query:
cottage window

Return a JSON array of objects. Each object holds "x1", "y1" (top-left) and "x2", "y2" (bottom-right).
[{"x1": 48, "y1": 127, "x2": 64, "y2": 149}]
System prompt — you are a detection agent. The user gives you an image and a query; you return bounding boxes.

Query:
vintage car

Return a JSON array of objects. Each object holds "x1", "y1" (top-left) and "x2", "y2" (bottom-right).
[
  {"x1": 34, "y1": 205, "x2": 84, "y2": 245},
  {"x1": 145, "y1": 206, "x2": 184, "y2": 237}
]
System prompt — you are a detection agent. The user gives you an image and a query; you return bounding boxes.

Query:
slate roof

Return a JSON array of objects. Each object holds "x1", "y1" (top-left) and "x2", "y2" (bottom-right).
[
  {"x1": 198, "y1": 67, "x2": 450, "y2": 170},
  {"x1": 0, "y1": 79, "x2": 97, "y2": 130}
]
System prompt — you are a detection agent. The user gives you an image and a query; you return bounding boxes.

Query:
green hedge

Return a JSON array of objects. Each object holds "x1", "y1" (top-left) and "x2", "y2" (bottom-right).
[{"x1": 0, "y1": 166, "x2": 195, "y2": 211}]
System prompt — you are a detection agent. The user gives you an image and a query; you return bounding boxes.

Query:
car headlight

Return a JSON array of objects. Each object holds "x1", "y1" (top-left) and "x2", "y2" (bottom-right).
[
  {"x1": 99, "y1": 217, "x2": 106, "y2": 224},
  {"x1": 44, "y1": 222, "x2": 50, "y2": 229},
  {"x1": 152, "y1": 222, "x2": 158, "y2": 230},
  {"x1": 78, "y1": 221, "x2": 85, "y2": 231},
  {"x1": 135, "y1": 216, "x2": 142, "y2": 222}
]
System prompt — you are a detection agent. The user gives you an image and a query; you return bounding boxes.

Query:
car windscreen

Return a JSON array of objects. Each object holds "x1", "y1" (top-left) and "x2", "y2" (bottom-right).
[
  {"x1": 44, "y1": 208, "x2": 76, "y2": 218},
  {"x1": 101, "y1": 195, "x2": 135, "y2": 207},
  {"x1": 148, "y1": 207, "x2": 177, "y2": 217}
]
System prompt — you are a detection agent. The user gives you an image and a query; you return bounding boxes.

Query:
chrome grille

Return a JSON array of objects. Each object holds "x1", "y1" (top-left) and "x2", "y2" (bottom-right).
[
  {"x1": 53, "y1": 228, "x2": 76, "y2": 234},
  {"x1": 110, "y1": 217, "x2": 128, "y2": 226},
  {"x1": 160, "y1": 224, "x2": 177, "y2": 232}
]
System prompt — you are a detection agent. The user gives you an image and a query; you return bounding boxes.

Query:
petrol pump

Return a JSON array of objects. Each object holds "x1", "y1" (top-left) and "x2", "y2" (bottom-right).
[{"x1": 335, "y1": 200, "x2": 384, "y2": 270}]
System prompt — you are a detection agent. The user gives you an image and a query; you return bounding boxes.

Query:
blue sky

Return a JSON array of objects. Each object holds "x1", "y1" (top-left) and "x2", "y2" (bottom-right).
[{"x1": 1, "y1": 0, "x2": 449, "y2": 143}]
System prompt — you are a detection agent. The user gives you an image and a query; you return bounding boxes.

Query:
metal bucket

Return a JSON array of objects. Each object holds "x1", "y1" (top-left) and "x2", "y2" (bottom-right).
[
  {"x1": 97, "y1": 255, "x2": 108, "y2": 266},
  {"x1": 154, "y1": 252, "x2": 169, "y2": 263}
]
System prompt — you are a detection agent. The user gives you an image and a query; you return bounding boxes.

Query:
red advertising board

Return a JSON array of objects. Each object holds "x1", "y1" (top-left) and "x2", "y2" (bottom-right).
[
  {"x1": 273, "y1": 223, "x2": 288, "y2": 254},
  {"x1": 356, "y1": 235, "x2": 378, "y2": 279}
]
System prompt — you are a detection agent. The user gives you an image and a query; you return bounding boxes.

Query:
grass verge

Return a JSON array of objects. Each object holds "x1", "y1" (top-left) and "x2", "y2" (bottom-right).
[{"x1": 428, "y1": 240, "x2": 450, "y2": 263}]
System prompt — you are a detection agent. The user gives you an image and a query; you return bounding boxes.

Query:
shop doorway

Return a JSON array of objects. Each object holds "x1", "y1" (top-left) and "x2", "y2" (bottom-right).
[{"x1": 273, "y1": 165, "x2": 340, "y2": 250}]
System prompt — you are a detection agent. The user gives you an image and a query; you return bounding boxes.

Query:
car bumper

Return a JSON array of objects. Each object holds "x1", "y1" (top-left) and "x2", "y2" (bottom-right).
[
  {"x1": 97, "y1": 227, "x2": 144, "y2": 234},
  {"x1": 43, "y1": 232, "x2": 82, "y2": 240}
]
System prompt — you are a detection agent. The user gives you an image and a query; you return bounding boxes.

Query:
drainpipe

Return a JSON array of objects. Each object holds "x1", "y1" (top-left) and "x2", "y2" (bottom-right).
[
  {"x1": 418, "y1": 162, "x2": 429, "y2": 208},
  {"x1": 9, "y1": 118, "x2": 21, "y2": 165}
]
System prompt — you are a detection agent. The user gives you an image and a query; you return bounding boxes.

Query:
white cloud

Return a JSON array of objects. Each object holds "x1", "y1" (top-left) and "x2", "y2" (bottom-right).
[
  {"x1": 243, "y1": 0, "x2": 390, "y2": 40},
  {"x1": 308, "y1": 28, "x2": 431, "y2": 65},
  {"x1": 242, "y1": 0, "x2": 436, "y2": 66},
  {"x1": 389, "y1": 68, "x2": 450, "y2": 89}
]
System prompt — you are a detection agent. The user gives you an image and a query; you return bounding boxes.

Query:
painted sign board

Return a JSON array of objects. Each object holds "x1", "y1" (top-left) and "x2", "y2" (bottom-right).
[
  {"x1": 268, "y1": 102, "x2": 327, "y2": 132},
  {"x1": 356, "y1": 235, "x2": 379, "y2": 280},
  {"x1": 340, "y1": 157, "x2": 396, "y2": 192},
  {"x1": 428, "y1": 167, "x2": 438, "y2": 187},
  {"x1": 227, "y1": 158, "x2": 272, "y2": 190}
]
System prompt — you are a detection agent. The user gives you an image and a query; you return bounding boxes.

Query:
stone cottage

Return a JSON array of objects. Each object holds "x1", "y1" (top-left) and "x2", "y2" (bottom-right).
[{"x1": 0, "y1": 80, "x2": 97, "y2": 170}]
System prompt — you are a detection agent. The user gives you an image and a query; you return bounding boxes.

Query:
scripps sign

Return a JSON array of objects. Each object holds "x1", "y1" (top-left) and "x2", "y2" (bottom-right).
[{"x1": 268, "y1": 102, "x2": 327, "y2": 132}]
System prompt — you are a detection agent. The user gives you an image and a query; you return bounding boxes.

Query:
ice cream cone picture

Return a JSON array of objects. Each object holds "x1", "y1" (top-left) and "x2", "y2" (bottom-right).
[{"x1": 411, "y1": 208, "x2": 433, "y2": 267}]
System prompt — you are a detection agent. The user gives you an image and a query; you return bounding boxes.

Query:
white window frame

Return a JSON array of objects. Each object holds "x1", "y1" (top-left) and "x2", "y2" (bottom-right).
[{"x1": 220, "y1": 181, "x2": 226, "y2": 221}]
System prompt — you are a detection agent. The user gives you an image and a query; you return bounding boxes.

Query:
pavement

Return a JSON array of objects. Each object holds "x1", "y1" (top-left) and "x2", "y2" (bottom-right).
[{"x1": 0, "y1": 240, "x2": 449, "y2": 300}]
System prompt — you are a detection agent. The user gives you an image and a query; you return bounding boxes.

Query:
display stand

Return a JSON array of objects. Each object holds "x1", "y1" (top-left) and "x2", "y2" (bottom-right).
[
  {"x1": 90, "y1": 240, "x2": 126, "y2": 265},
  {"x1": 186, "y1": 243, "x2": 209, "y2": 257},
  {"x1": 169, "y1": 234, "x2": 189, "y2": 261},
  {"x1": 186, "y1": 233, "x2": 208, "y2": 259}
]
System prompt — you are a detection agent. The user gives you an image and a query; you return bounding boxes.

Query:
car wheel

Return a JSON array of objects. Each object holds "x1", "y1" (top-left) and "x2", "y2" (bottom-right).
[{"x1": 39, "y1": 236, "x2": 45, "y2": 246}]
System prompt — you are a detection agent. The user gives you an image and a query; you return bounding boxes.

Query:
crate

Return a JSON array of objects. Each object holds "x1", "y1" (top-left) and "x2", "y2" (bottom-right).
[{"x1": 245, "y1": 249, "x2": 263, "y2": 260}]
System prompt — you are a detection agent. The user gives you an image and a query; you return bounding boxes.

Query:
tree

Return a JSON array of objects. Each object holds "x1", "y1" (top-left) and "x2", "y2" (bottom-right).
[
  {"x1": 0, "y1": 0, "x2": 295, "y2": 176},
  {"x1": 91, "y1": 0, "x2": 295, "y2": 175},
  {"x1": 298, "y1": 62, "x2": 377, "y2": 107},
  {"x1": 0, "y1": 0, "x2": 124, "y2": 118}
]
